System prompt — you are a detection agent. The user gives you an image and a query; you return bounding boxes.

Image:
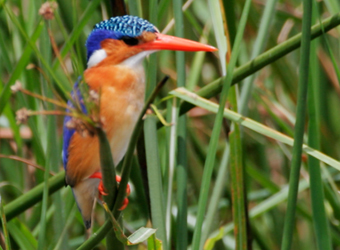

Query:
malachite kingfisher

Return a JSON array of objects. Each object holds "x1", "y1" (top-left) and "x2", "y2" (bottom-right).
[{"x1": 62, "y1": 15, "x2": 217, "y2": 229}]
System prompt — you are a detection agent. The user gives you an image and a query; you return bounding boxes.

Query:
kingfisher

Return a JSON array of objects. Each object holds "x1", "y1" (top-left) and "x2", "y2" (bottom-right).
[{"x1": 62, "y1": 15, "x2": 216, "y2": 229}]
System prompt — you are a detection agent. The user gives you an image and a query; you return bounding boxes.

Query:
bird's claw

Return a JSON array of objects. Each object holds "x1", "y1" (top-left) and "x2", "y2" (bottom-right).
[
  {"x1": 115, "y1": 175, "x2": 131, "y2": 196},
  {"x1": 115, "y1": 175, "x2": 130, "y2": 210},
  {"x1": 119, "y1": 198, "x2": 129, "y2": 211},
  {"x1": 98, "y1": 180, "x2": 108, "y2": 199},
  {"x1": 90, "y1": 172, "x2": 130, "y2": 210}
]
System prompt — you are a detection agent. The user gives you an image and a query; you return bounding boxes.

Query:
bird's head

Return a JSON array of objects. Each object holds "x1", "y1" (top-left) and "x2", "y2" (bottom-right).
[{"x1": 85, "y1": 15, "x2": 217, "y2": 68}]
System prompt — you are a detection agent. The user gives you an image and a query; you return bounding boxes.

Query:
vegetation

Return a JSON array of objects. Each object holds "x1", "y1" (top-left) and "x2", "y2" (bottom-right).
[{"x1": 1, "y1": 0, "x2": 340, "y2": 249}]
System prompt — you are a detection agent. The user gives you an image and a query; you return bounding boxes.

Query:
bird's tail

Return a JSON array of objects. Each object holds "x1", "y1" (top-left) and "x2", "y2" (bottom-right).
[{"x1": 72, "y1": 178, "x2": 100, "y2": 229}]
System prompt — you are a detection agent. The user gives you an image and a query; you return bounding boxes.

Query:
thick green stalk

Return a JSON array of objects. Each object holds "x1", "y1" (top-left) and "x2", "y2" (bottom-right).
[
  {"x1": 144, "y1": 116, "x2": 167, "y2": 248},
  {"x1": 96, "y1": 129, "x2": 117, "y2": 209},
  {"x1": 230, "y1": 128, "x2": 247, "y2": 249},
  {"x1": 281, "y1": 0, "x2": 312, "y2": 249},
  {"x1": 307, "y1": 4, "x2": 332, "y2": 249},
  {"x1": 96, "y1": 128, "x2": 122, "y2": 249},
  {"x1": 308, "y1": 70, "x2": 332, "y2": 250},
  {"x1": 4, "y1": 172, "x2": 65, "y2": 221},
  {"x1": 229, "y1": 85, "x2": 248, "y2": 250},
  {"x1": 173, "y1": 0, "x2": 188, "y2": 249},
  {"x1": 191, "y1": 0, "x2": 252, "y2": 248}
]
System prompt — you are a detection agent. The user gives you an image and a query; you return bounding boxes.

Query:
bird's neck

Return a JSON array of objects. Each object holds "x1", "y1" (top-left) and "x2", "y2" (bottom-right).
[{"x1": 84, "y1": 62, "x2": 145, "y2": 97}]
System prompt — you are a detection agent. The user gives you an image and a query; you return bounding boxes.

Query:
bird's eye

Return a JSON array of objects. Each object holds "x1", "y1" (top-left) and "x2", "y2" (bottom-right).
[{"x1": 121, "y1": 36, "x2": 139, "y2": 46}]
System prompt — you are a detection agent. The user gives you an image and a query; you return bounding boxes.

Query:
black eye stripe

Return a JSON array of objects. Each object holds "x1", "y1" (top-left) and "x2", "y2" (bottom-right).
[{"x1": 120, "y1": 36, "x2": 139, "y2": 46}]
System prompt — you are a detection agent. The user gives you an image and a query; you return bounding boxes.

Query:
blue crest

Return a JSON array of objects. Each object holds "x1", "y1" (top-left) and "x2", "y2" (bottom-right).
[
  {"x1": 94, "y1": 15, "x2": 157, "y2": 37},
  {"x1": 86, "y1": 15, "x2": 157, "y2": 60}
]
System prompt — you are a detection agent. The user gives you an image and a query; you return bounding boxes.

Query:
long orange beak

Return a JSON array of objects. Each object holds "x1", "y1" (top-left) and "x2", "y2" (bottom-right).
[{"x1": 137, "y1": 33, "x2": 217, "y2": 52}]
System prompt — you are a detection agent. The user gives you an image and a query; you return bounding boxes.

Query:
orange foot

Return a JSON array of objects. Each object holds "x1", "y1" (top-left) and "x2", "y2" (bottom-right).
[{"x1": 89, "y1": 172, "x2": 130, "y2": 210}]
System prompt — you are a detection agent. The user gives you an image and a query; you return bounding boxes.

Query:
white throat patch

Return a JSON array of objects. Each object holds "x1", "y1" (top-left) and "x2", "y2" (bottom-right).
[
  {"x1": 120, "y1": 50, "x2": 157, "y2": 69},
  {"x1": 87, "y1": 49, "x2": 157, "y2": 69},
  {"x1": 87, "y1": 49, "x2": 107, "y2": 68}
]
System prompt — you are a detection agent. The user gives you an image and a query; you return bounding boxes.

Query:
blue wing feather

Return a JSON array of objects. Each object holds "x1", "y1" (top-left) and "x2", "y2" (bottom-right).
[{"x1": 62, "y1": 79, "x2": 87, "y2": 170}]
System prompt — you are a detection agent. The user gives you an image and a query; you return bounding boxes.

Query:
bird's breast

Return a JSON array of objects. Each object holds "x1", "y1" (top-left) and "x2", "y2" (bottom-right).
[{"x1": 85, "y1": 64, "x2": 145, "y2": 164}]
